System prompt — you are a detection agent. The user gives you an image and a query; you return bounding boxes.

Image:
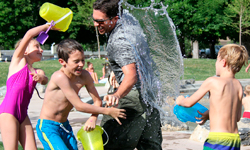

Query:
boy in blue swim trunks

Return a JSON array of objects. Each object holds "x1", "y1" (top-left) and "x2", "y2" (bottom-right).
[
  {"x1": 36, "y1": 39, "x2": 126, "y2": 150},
  {"x1": 176, "y1": 44, "x2": 248, "y2": 150}
]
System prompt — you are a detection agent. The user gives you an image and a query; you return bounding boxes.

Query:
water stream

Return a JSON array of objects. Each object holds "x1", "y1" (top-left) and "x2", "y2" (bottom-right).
[{"x1": 118, "y1": 0, "x2": 185, "y2": 129}]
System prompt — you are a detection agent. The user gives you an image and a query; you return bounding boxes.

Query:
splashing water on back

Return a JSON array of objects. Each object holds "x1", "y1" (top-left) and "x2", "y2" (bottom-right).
[{"x1": 117, "y1": 0, "x2": 184, "y2": 127}]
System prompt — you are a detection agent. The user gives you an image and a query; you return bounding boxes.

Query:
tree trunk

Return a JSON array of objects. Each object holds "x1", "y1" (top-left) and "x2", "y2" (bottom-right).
[
  {"x1": 209, "y1": 42, "x2": 216, "y2": 59},
  {"x1": 95, "y1": 26, "x2": 101, "y2": 59},
  {"x1": 178, "y1": 36, "x2": 185, "y2": 56},
  {"x1": 242, "y1": 34, "x2": 250, "y2": 56},
  {"x1": 192, "y1": 41, "x2": 199, "y2": 59},
  {"x1": 239, "y1": 6, "x2": 242, "y2": 45}
]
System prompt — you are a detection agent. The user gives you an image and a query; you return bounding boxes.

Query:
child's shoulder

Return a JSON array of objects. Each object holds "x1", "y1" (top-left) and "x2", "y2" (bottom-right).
[
  {"x1": 204, "y1": 76, "x2": 220, "y2": 84},
  {"x1": 206, "y1": 76, "x2": 240, "y2": 84},
  {"x1": 243, "y1": 95, "x2": 250, "y2": 100},
  {"x1": 80, "y1": 69, "x2": 92, "y2": 79},
  {"x1": 51, "y1": 70, "x2": 68, "y2": 80}
]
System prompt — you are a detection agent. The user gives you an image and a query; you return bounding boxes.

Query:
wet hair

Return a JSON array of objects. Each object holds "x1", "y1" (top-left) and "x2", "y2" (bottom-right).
[
  {"x1": 245, "y1": 85, "x2": 250, "y2": 95},
  {"x1": 57, "y1": 39, "x2": 84, "y2": 63},
  {"x1": 93, "y1": 0, "x2": 123, "y2": 18},
  {"x1": 218, "y1": 44, "x2": 248, "y2": 74},
  {"x1": 14, "y1": 38, "x2": 37, "y2": 50}
]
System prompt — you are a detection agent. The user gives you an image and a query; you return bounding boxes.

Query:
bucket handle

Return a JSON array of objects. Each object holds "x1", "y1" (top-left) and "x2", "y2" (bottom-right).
[
  {"x1": 54, "y1": 11, "x2": 72, "y2": 24},
  {"x1": 45, "y1": 21, "x2": 55, "y2": 34},
  {"x1": 102, "y1": 127, "x2": 109, "y2": 146}
]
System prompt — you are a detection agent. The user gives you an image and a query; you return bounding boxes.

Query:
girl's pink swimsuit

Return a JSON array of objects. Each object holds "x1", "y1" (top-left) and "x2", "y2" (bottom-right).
[{"x1": 0, "y1": 64, "x2": 37, "y2": 123}]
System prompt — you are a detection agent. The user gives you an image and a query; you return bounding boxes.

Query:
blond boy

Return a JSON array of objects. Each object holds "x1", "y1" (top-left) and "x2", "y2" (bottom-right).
[
  {"x1": 176, "y1": 44, "x2": 248, "y2": 150},
  {"x1": 36, "y1": 39, "x2": 126, "y2": 150},
  {"x1": 242, "y1": 85, "x2": 250, "y2": 119}
]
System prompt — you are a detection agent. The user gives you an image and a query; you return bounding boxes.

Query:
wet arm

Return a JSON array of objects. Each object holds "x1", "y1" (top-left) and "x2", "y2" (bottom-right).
[
  {"x1": 54, "y1": 73, "x2": 109, "y2": 115},
  {"x1": 113, "y1": 63, "x2": 137, "y2": 99},
  {"x1": 85, "y1": 75, "x2": 103, "y2": 119},
  {"x1": 177, "y1": 77, "x2": 212, "y2": 107}
]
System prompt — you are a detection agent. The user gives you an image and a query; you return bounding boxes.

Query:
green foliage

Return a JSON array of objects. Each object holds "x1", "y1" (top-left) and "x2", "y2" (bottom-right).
[
  {"x1": 224, "y1": 0, "x2": 250, "y2": 44},
  {"x1": 164, "y1": 0, "x2": 196, "y2": 39},
  {"x1": 127, "y1": 0, "x2": 151, "y2": 7},
  {"x1": 0, "y1": 0, "x2": 100, "y2": 49},
  {"x1": 0, "y1": 0, "x2": 38, "y2": 49},
  {"x1": 165, "y1": 0, "x2": 233, "y2": 57},
  {"x1": 225, "y1": 0, "x2": 250, "y2": 34}
]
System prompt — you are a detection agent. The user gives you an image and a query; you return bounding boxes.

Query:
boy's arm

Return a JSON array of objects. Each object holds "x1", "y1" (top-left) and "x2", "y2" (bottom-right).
[
  {"x1": 237, "y1": 101, "x2": 242, "y2": 122},
  {"x1": 104, "y1": 63, "x2": 137, "y2": 106},
  {"x1": 53, "y1": 72, "x2": 126, "y2": 124},
  {"x1": 237, "y1": 94, "x2": 243, "y2": 122},
  {"x1": 84, "y1": 74, "x2": 103, "y2": 131},
  {"x1": 176, "y1": 77, "x2": 213, "y2": 107}
]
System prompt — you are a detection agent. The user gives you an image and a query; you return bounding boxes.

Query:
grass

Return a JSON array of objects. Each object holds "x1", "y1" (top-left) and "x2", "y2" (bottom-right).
[
  {"x1": 0, "y1": 58, "x2": 250, "y2": 87},
  {"x1": 0, "y1": 58, "x2": 106, "y2": 87},
  {"x1": 0, "y1": 142, "x2": 44, "y2": 150},
  {"x1": 183, "y1": 58, "x2": 250, "y2": 81}
]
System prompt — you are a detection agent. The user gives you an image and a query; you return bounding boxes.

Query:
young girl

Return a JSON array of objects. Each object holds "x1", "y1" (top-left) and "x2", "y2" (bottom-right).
[
  {"x1": 86, "y1": 61, "x2": 99, "y2": 83},
  {"x1": 0, "y1": 24, "x2": 54, "y2": 150}
]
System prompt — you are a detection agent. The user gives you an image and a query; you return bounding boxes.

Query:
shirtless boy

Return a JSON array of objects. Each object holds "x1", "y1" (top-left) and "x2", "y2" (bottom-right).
[
  {"x1": 36, "y1": 39, "x2": 126, "y2": 150},
  {"x1": 176, "y1": 44, "x2": 248, "y2": 150},
  {"x1": 242, "y1": 85, "x2": 250, "y2": 119}
]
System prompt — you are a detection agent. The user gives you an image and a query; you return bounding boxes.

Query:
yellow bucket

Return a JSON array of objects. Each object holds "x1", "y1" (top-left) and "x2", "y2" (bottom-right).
[
  {"x1": 39, "y1": 2, "x2": 73, "y2": 32},
  {"x1": 77, "y1": 125, "x2": 109, "y2": 150}
]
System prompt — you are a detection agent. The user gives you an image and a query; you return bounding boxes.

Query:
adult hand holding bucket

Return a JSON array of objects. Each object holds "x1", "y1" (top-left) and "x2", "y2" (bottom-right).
[
  {"x1": 77, "y1": 125, "x2": 109, "y2": 150},
  {"x1": 39, "y1": 2, "x2": 73, "y2": 32}
]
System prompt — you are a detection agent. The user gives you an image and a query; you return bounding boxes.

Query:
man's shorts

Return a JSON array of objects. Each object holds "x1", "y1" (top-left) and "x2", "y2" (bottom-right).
[
  {"x1": 36, "y1": 119, "x2": 78, "y2": 150},
  {"x1": 203, "y1": 132, "x2": 241, "y2": 150}
]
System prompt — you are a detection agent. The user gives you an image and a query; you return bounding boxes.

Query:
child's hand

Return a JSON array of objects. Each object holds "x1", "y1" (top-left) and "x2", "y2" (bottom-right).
[
  {"x1": 103, "y1": 94, "x2": 120, "y2": 107},
  {"x1": 109, "y1": 72, "x2": 118, "y2": 88},
  {"x1": 176, "y1": 95, "x2": 185, "y2": 105},
  {"x1": 196, "y1": 110, "x2": 209, "y2": 125},
  {"x1": 30, "y1": 73, "x2": 44, "y2": 83},
  {"x1": 51, "y1": 26, "x2": 61, "y2": 31},
  {"x1": 44, "y1": 23, "x2": 60, "y2": 31},
  {"x1": 108, "y1": 107, "x2": 126, "y2": 125},
  {"x1": 84, "y1": 118, "x2": 97, "y2": 131}
]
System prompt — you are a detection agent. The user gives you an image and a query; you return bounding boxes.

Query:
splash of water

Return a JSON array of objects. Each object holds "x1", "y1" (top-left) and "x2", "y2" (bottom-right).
[{"x1": 118, "y1": 0, "x2": 184, "y2": 126}]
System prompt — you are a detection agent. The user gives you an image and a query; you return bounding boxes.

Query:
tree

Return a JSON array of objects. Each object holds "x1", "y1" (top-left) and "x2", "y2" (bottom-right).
[
  {"x1": 224, "y1": 0, "x2": 250, "y2": 45},
  {"x1": 0, "y1": 0, "x2": 101, "y2": 50},
  {"x1": 165, "y1": 0, "x2": 231, "y2": 58},
  {"x1": 0, "y1": 0, "x2": 39, "y2": 49},
  {"x1": 164, "y1": 0, "x2": 196, "y2": 56}
]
